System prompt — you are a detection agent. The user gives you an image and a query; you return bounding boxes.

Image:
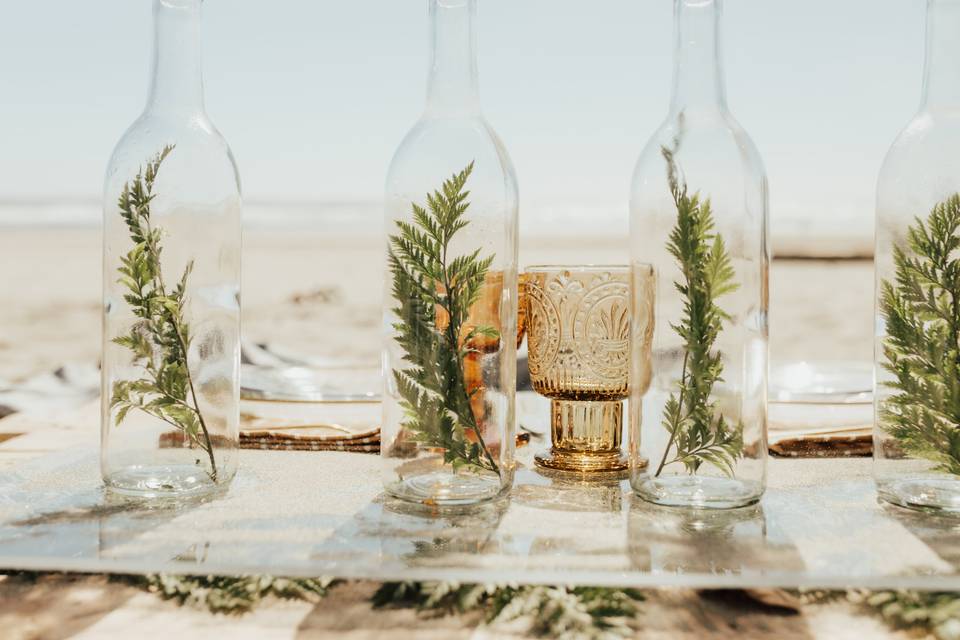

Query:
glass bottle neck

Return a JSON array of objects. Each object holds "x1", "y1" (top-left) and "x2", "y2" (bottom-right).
[
  {"x1": 146, "y1": 0, "x2": 205, "y2": 117},
  {"x1": 921, "y1": 0, "x2": 960, "y2": 111},
  {"x1": 669, "y1": 0, "x2": 727, "y2": 114},
  {"x1": 425, "y1": 0, "x2": 480, "y2": 116}
]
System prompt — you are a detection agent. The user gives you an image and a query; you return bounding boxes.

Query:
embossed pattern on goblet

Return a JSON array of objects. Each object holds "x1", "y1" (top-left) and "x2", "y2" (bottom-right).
[{"x1": 524, "y1": 266, "x2": 639, "y2": 473}]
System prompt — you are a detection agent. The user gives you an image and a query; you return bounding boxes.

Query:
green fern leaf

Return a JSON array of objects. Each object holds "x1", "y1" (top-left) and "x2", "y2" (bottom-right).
[
  {"x1": 653, "y1": 138, "x2": 745, "y2": 478},
  {"x1": 880, "y1": 193, "x2": 960, "y2": 476},
  {"x1": 110, "y1": 146, "x2": 219, "y2": 482},
  {"x1": 388, "y1": 162, "x2": 500, "y2": 475}
]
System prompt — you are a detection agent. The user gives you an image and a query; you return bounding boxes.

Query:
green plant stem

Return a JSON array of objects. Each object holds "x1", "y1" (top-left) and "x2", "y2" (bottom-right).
[
  {"x1": 655, "y1": 353, "x2": 688, "y2": 477},
  {"x1": 654, "y1": 136, "x2": 743, "y2": 478},
  {"x1": 440, "y1": 242, "x2": 499, "y2": 475},
  {"x1": 112, "y1": 145, "x2": 219, "y2": 482},
  {"x1": 173, "y1": 324, "x2": 217, "y2": 481},
  {"x1": 444, "y1": 315, "x2": 498, "y2": 475},
  {"x1": 438, "y1": 198, "x2": 493, "y2": 474},
  {"x1": 142, "y1": 215, "x2": 218, "y2": 482}
]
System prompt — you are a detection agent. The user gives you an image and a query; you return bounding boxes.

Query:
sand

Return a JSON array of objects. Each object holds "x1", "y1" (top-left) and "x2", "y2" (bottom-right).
[
  {"x1": 0, "y1": 229, "x2": 889, "y2": 639},
  {"x1": 0, "y1": 228, "x2": 872, "y2": 384}
]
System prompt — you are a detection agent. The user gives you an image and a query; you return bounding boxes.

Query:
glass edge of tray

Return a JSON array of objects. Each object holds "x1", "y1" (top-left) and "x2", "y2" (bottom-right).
[{"x1": 0, "y1": 556, "x2": 957, "y2": 592}]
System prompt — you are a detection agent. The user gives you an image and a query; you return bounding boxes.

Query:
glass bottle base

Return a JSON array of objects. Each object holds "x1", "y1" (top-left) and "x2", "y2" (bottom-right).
[
  {"x1": 633, "y1": 474, "x2": 763, "y2": 509},
  {"x1": 386, "y1": 470, "x2": 505, "y2": 507},
  {"x1": 103, "y1": 464, "x2": 227, "y2": 499},
  {"x1": 877, "y1": 475, "x2": 960, "y2": 514}
]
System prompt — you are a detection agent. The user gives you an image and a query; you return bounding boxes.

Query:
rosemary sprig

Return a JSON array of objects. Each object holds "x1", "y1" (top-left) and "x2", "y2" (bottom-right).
[
  {"x1": 116, "y1": 574, "x2": 336, "y2": 615},
  {"x1": 849, "y1": 589, "x2": 960, "y2": 639},
  {"x1": 11, "y1": 571, "x2": 956, "y2": 639},
  {"x1": 110, "y1": 145, "x2": 218, "y2": 482},
  {"x1": 880, "y1": 193, "x2": 960, "y2": 476},
  {"x1": 653, "y1": 141, "x2": 743, "y2": 478},
  {"x1": 373, "y1": 581, "x2": 644, "y2": 639},
  {"x1": 388, "y1": 162, "x2": 500, "y2": 475}
]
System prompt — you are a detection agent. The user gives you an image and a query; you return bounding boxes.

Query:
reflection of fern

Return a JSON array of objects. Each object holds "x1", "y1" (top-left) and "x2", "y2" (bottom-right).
[
  {"x1": 880, "y1": 194, "x2": 960, "y2": 476},
  {"x1": 389, "y1": 162, "x2": 500, "y2": 475},
  {"x1": 654, "y1": 140, "x2": 743, "y2": 478}
]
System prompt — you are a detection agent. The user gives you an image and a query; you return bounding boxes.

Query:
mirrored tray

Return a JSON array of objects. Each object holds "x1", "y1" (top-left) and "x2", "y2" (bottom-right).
[
  {"x1": 769, "y1": 360, "x2": 872, "y2": 404},
  {"x1": 1, "y1": 442, "x2": 959, "y2": 590},
  {"x1": 241, "y1": 364, "x2": 380, "y2": 403}
]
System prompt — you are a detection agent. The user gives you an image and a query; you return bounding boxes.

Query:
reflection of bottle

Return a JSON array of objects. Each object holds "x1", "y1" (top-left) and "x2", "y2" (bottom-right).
[
  {"x1": 381, "y1": 0, "x2": 519, "y2": 506},
  {"x1": 627, "y1": 497, "x2": 781, "y2": 575},
  {"x1": 101, "y1": 0, "x2": 241, "y2": 498},
  {"x1": 383, "y1": 497, "x2": 510, "y2": 561},
  {"x1": 308, "y1": 496, "x2": 511, "y2": 566},
  {"x1": 511, "y1": 470, "x2": 624, "y2": 514},
  {"x1": 874, "y1": 0, "x2": 960, "y2": 513},
  {"x1": 629, "y1": 0, "x2": 768, "y2": 509},
  {"x1": 99, "y1": 491, "x2": 213, "y2": 562}
]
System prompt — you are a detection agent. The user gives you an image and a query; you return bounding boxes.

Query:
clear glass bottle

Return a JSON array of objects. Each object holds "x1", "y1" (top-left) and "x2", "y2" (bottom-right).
[
  {"x1": 101, "y1": 0, "x2": 241, "y2": 497},
  {"x1": 874, "y1": 0, "x2": 960, "y2": 513},
  {"x1": 629, "y1": 0, "x2": 769, "y2": 508},
  {"x1": 381, "y1": 0, "x2": 518, "y2": 506}
]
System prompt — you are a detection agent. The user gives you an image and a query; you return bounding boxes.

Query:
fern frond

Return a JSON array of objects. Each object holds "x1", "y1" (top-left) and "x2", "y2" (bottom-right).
[
  {"x1": 880, "y1": 193, "x2": 960, "y2": 476},
  {"x1": 111, "y1": 146, "x2": 219, "y2": 481},
  {"x1": 388, "y1": 163, "x2": 500, "y2": 475},
  {"x1": 654, "y1": 139, "x2": 744, "y2": 478}
]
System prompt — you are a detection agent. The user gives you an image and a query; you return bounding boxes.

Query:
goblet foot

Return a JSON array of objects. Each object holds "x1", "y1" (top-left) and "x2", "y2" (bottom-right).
[{"x1": 534, "y1": 448, "x2": 636, "y2": 474}]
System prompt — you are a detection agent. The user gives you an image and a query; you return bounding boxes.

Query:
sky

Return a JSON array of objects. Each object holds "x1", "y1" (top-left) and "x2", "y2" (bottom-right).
[{"x1": 0, "y1": 0, "x2": 926, "y2": 236}]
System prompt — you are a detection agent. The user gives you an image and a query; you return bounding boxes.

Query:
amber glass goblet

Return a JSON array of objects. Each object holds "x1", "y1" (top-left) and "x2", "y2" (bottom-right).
[{"x1": 523, "y1": 265, "x2": 651, "y2": 473}]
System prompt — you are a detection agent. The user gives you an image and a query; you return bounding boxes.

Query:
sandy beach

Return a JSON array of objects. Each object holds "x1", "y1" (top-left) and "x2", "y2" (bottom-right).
[
  {"x1": 0, "y1": 232, "x2": 892, "y2": 638},
  {"x1": 1, "y1": 228, "x2": 871, "y2": 385}
]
